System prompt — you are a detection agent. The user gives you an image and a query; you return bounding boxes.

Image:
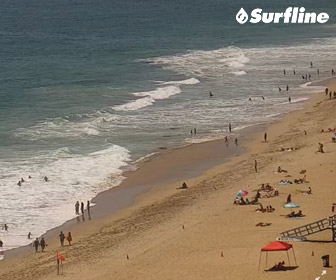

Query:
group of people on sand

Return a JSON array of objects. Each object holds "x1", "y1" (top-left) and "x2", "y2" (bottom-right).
[
  {"x1": 59, "y1": 231, "x2": 72, "y2": 247},
  {"x1": 285, "y1": 210, "x2": 304, "y2": 218},
  {"x1": 325, "y1": 87, "x2": 336, "y2": 99},
  {"x1": 17, "y1": 175, "x2": 49, "y2": 186},
  {"x1": 255, "y1": 204, "x2": 275, "y2": 213}
]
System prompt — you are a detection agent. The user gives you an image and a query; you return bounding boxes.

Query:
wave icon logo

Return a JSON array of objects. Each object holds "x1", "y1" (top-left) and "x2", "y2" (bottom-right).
[{"x1": 236, "y1": 8, "x2": 248, "y2": 24}]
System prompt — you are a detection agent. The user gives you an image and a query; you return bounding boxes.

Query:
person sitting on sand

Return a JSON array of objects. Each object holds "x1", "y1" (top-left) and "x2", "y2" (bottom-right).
[
  {"x1": 255, "y1": 204, "x2": 265, "y2": 213},
  {"x1": 239, "y1": 197, "x2": 246, "y2": 205},
  {"x1": 277, "y1": 166, "x2": 287, "y2": 173},
  {"x1": 177, "y1": 182, "x2": 188, "y2": 190},
  {"x1": 274, "y1": 188, "x2": 279, "y2": 196},
  {"x1": 276, "y1": 261, "x2": 285, "y2": 270},
  {"x1": 245, "y1": 198, "x2": 250, "y2": 204},
  {"x1": 233, "y1": 197, "x2": 240, "y2": 204}
]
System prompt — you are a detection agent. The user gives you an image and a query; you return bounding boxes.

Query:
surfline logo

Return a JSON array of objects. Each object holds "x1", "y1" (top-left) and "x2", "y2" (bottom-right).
[{"x1": 236, "y1": 7, "x2": 329, "y2": 24}]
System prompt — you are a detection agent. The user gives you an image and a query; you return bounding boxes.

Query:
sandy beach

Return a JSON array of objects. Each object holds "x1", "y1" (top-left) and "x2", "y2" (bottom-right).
[{"x1": 0, "y1": 78, "x2": 336, "y2": 280}]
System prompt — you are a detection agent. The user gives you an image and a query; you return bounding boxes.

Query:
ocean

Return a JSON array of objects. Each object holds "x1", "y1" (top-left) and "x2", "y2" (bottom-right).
[{"x1": 0, "y1": 0, "x2": 335, "y2": 254}]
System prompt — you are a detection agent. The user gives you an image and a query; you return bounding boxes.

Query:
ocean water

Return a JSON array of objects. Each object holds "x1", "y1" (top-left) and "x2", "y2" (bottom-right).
[{"x1": 0, "y1": 0, "x2": 336, "y2": 254}]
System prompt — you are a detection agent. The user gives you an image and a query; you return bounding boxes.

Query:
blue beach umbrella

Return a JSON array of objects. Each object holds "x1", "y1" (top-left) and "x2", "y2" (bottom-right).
[{"x1": 284, "y1": 202, "x2": 300, "y2": 208}]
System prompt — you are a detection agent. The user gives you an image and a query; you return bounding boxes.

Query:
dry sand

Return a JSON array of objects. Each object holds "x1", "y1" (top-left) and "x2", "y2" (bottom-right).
[{"x1": 0, "y1": 80, "x2": 336, "y2": 280}]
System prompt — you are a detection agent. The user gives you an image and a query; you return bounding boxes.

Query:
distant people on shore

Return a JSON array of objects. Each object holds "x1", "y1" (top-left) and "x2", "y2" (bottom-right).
[
  {"x1": 33, "y1": 238, "x2": 39, "y2": 253},
  {"x1": 75, "y1": 201, "x2": 79, "y2": 215},
  {"x1": 59, "y1": 231, "x2": 65, "y2": 247},
  {"x1": 66, "y1": 232, "x2": 72, "y2": 246},
  {"x1": 81, "y1": 202, "x2": 84, "y2": 215},
  {"x1": 40, "y1": 237, "x2": 46, "y2": 252},
  {"x1": 87, "y1": 201, "x2": 91, "y2": 219}
]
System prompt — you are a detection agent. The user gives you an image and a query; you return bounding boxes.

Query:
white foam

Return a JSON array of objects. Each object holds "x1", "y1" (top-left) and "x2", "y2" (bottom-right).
[
  {"x1": 158, "y1": 78, "x2": 200, "y2": 85},
  {"x1": 113, "y1": 86, "x2": 182, "y2": 111},
  {"x1": 0, "y1": 144, "x2": 130, "y2": 253},
  {"x1": 231, "y1": 71, "x2": 247, "y2": 76},
  {"x1": 144, "y1": 46, "x2": 250, "y2": 79}
]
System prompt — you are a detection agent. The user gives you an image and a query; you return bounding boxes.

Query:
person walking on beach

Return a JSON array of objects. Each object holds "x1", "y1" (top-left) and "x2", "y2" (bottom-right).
[
  {"x1": 229, "y1": 123, "x2": 232, "y2": 133},
  {"x1": 40, "y1": 237, "x2": 46, "y2": 252},
  {"x1": 325, "y1": 88, "x2": 329, "y2": 95},
  {"x1": 81, "y1": 202, "x2": 84, "y2": 215},
  {"x1": 75, "y1": 201, "x2": 79, "y2": 215},
  {"x1": 254, "y1": 160, "x2": 258, "y2": 173},
  {"x1": 59, "y1": 231, "x2": 65, "y2": 247},
  {"x1": 66, "y1": 232, "x2": 72, "y2": 246},
  {"x1": 33, "y1": 238, "x2": 39, "y2": 253},
  {"x1": 264, "y1": 132, "x2": 267, "y2": 142}
]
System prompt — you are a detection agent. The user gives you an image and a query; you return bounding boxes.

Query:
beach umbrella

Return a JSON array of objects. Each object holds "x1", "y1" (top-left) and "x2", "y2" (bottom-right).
[
  {"x1": 284, "y1": 202, "x2": 300, "y2": 208},
  {"x1": 237, "y1": 190, "x2": 248, "y2": 197}
]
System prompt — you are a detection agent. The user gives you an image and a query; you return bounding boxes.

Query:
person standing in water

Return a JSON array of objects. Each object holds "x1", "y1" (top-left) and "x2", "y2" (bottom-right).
[
  {"x1": 286, "y1": 85, "x2": 289, "y2": 91},
  {"x1": 229, "y1": 123, "x2": 232, "y2": 133},
  {"x1": 235, "y1": 138, "x2": 238, "y2": 146},
  {"x1": 293, "y1": 69, "x2": 296, "y2": 75},
  {"x1": 28, "y1": 232, "x2": 32, "y2": 239},
  {"x1": 289, "y1": 97, "x2": 292, "y2": 103},
  {"x1": 87, "y1": 200, "x2": 91, "y2": 219},
  {"x1": 75, "y1": 201, "x2": 79, "y2": 215},
  {"x1": 317, "y1": 68, "x2": 320, "y2": 75},
  {"x1": 209, "y1": 91, "x2": 213, "y2": 97},
  {"x1": 194, "y1": 128, "x2": 196, "y2": 134},
  {"x1": 283, "y1": 69, "x2": 286, "y2": 75},
  {"x1": 310, "y1": 61, "x2": 313, "y2": 68},
  {"x1": 278, "y1": 87, "x2": 281, "y2": 92},
  {"x1": 81, "y1": 202, "x2": 84, "y2": 215}
]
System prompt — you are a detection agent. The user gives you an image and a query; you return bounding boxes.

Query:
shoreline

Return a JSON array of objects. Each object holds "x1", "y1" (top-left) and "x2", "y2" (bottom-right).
[{"x1": 1, "y1": 79, "x2": 328, "y2": 260}]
